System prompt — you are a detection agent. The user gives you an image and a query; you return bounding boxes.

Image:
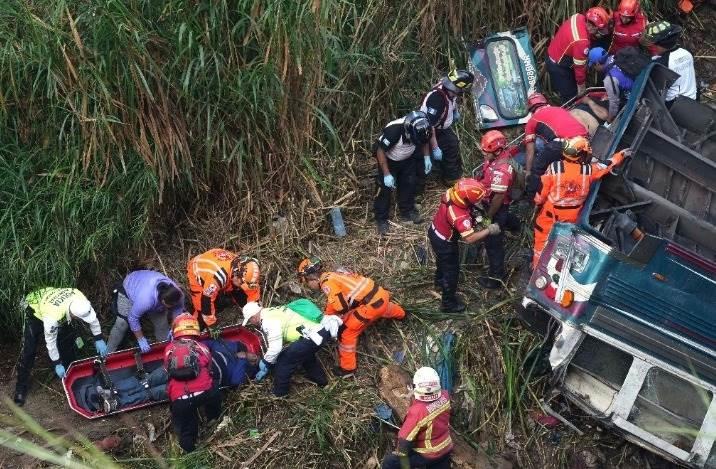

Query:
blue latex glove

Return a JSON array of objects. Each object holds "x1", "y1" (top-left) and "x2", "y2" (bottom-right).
[
  {"x1": 453, "y1": 109, "x2": 461, "y2": 122},
  {"x1": 137, "y1": 336, "x2": 150, "y2": 353},
  {"x1": 383, "y1": 174, "x2": 396, "y2": 189},
  {"x1": 423, "y1": 155, "x2": 432, "y2": 175},
  {"x1": 432, "y1": 146, "x2": 443, "y2": 161},
  {"x1": 95, "y1": 339, "x2": 108, "y2": 357},
  {"x1": 255, "y1": 359, "x2": 270, "y2": 381},
  {"x1": 55, "y1": 364, "x2": 66, "y2": 379}
]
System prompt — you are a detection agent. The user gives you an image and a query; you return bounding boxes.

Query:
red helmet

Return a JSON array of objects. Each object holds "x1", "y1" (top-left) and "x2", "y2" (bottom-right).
[
  {"x1": 481, "y1": 130, "x2": 507, "y2": 153},
  {"x1": 585, "y1": 7, "x2": 611, "y2": 29},
  {"x1": 527, "y1": 92, "x2": 548, "y2": 112},
  {"x1": 617, "y1": 0, "x2": 639, "y2": 17},
  {"x1": 448, "y1": 178, "x2": 488, "y2": 208}
]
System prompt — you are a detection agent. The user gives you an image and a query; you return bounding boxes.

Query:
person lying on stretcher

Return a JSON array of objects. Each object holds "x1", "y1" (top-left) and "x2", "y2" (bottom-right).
[{"x1": 79, "y1": 339, "x2": 258, "y2": 413}]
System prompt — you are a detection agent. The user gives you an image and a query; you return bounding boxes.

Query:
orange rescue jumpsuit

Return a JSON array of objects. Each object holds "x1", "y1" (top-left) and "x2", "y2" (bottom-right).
[
  {"x1": 187, "y1": 249, "x2": 260, "y2": 326},
  {"x1": 532, "y1": 151, "x2": 627, "y2": 267},
  {"x1": 319, "y1": 271, "x2": 405, "y2": 371}
]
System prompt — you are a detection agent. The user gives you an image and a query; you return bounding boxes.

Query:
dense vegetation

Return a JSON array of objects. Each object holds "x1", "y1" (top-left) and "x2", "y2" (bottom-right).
[
  {"x1": 0, "y1": 0, "x2": 675, "y2": 324},
  {"x1": 3, "y1": 0, "x2": 630, "y2": 329}
]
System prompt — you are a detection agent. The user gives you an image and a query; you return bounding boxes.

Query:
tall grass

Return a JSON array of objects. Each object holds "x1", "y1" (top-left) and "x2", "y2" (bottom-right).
[{"x1": 0, "y1": 0, "x2": 681, "y2": 325}]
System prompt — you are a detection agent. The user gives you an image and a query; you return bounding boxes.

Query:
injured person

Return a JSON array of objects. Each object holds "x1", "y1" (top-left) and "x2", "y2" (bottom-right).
[
  {"x1": 79, "y1": 366, "x2": 169, "y2": 413},
  {"x1": 78, "y1": 339, "x2": 259, "y2": 413}
]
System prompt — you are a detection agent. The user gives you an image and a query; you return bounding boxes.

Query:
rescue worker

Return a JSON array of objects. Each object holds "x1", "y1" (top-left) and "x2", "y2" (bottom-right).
[
  {"x1": 187, "y1": 248, "x2": 260, "y2": 328},
  {"x1": 588, "y1": 46, "x2": 649, "y2": 123},
  {"x1": 164, "y1": 313, "x2": 221, "y2": 453},
  {"x1": 241, "y1": 302, "x2": 342, "y2": 396},
  {"x1": 297, "y1": 258, "x2": 405, "y2": 376},
  {"x1": 381, "y1": 367, "x2": 453, "y2": 469},
  {"x1": 374, "y1": 111, "x2": 433, "y2": 235},
  {"x1": 477, "y1": 131, "x2": 521, "y2": 289},
  {"x1": 419, "y1": 69, "x2": 475, "y2": 185},
  {"x1": 14, "y1": 288, "x2": 107, "y2": 406},
  {"x1": 106, "y1": 269, "x2": 185, "y2": 353},
  {"x1": 429, "y1": 179, "x2": 501, "y2": 312},
  {"x1": 609, "y1": 0, "x2": 648, "y2": 54},
  {"x1": 532, "y1": 137, "x2": 632, "y2": 267},
  {"x1": 546, "y1": 7, "x2": 612, "y2": 103},
  {"x1": 641, "y1": 21, "x2": 697, "y2": 104},
  {"x1": 523, "y1": 92, "x2": 588, "y2": 198}
]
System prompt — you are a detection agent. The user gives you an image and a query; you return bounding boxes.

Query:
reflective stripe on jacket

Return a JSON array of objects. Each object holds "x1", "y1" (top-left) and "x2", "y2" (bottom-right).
[
  {"x1": 319, "y1": 271, "x2": 381, "y2": 315},
  {"x1": 398, "y1": 391, "x2": 453, "y2": 459}
]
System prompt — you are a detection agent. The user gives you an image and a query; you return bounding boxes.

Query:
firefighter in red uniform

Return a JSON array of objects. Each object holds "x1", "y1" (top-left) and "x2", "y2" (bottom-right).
[
  {"x1": 523, "y1": 92, "x2": 588, "y2": 198},
  {"x1": 187, "y1": 249, "x2": 260, "y2": 328},
  {"x1": 546, "y1": 7, "x2": 612, "y2": 103},
  {"x1": 382, "y1": 367, "x2": 453, "y2": 469},
  {"x1": 429, "y1": 179, "x2": 500, "y2": 312},
  {"x1": 297, "y1": 258, "x2": 405, "y2": 377},
  {"x1": 609, "y1": 0, "x2": 648, "y2": 54},
  {"x1": 164, "y1": 314, "x2": 221, "y2": 453},
  {"x1": 532, "y1": 137, "x2": 632, "y2": 267},
  {"x1": 477, "y1": 131, "x2": 521, "y2": 289}
]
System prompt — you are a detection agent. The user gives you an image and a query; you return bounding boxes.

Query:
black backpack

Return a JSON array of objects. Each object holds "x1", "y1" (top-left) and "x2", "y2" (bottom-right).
[{"x1": 613, "y1": 47, "x2": 651, "y2": 79}]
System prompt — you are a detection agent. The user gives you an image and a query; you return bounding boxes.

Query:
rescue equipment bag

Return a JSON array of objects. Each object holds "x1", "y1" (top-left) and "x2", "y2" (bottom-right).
[
  {"x1": 166, "y1": 339, "x2": 202, "y2": 381},
  {"x1": 286, "y1": 298, "x2": 323, "y2": 323}
]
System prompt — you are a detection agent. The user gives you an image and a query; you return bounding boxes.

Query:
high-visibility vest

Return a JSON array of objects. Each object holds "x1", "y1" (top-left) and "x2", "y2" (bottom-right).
[{"x1": 25, "y1": 288, "x2": 86, "y2": 323}]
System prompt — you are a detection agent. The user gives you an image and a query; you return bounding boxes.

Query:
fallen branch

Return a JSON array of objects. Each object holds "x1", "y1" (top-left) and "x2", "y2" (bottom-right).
[{"x1": 241, "y1": 431, "x2": 281, "y2": 468}]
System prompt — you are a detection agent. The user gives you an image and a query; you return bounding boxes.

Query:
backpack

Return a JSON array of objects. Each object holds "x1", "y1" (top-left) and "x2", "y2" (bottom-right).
[
  {"x1": 166, "y1": 339, "x2": 203, "y2": 381},
  {"x1": 613, "y1": 47, "x2": 651, "y2": 79},
  {"x1": 286, "y1": 298, "x2": 323, "y2": 323}
]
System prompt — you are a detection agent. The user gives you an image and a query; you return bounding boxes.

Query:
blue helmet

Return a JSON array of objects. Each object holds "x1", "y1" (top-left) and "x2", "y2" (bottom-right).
[{"x1": 588, "y1": 47, "x2": 609, "y2": 66}]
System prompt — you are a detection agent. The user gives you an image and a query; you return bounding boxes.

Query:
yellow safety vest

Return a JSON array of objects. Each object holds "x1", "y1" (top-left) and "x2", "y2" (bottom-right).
[
  {"x1": 261, "y1": 307, "x2": 317, "y2": 343},
  {"x1": 25, "y1": 288, "x2": 86, "y2": 323}
]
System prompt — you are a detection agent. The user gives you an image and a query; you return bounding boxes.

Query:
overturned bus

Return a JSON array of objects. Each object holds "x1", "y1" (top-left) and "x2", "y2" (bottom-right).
[{"x1": 522, "y1": 63, "x2": 716, "y2": 467}]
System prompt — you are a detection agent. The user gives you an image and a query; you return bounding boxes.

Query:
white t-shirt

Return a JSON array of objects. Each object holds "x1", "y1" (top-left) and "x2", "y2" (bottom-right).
[{"x1": 654, "y1": 48, "x2": 697, "y2": 101}]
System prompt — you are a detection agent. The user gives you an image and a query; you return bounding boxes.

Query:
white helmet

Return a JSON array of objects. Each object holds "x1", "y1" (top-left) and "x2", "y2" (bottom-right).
[
  {"x1": 241, "y1": 302, "x2": 262, "y2": 326},
  {"x1": 413, "y1": 366, "x2": 441, "y2": 402},
  {"x1": 69, "y1": 297, "x2": 95, "y2": 322}
]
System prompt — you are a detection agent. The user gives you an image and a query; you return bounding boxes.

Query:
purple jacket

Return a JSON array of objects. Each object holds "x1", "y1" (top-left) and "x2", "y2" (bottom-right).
[{"x1": 123, "y1": 270, "x2": 184, "y2": 332}]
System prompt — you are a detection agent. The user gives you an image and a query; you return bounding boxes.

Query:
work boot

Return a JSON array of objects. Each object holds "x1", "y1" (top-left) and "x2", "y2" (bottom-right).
[
  {"x1": 441, "y1": 298, "x2": 466, "y2": 313},
  {"x1": 333, "y1": 366, "x2": 355, "y2": 379},
  {"x1": 399, "y1": 210, "x2": 423, "y2": 224},
  {"x1": 478, "y1": 276, "x2": 503, "y2": 290},
  {"x1": 13, "y1": 389, "x2": 26, "y2": 407},
  {"x1": 376, "y1": 220, "x2": 389, "y2": 235}
]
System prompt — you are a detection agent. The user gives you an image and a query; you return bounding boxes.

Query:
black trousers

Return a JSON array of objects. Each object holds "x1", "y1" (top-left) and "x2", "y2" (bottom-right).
[
  {"x1": 170, "y1": 385, "x2": 222, "y2": 453},
  {"x1": 272, "y1": 330, "x2": 330, "y2": 397},
  {"x1": 436, "y1": 127, "x2": 461, "y2": 182},
  {"x1": 416, "y1": 127, "x2": 462, "y2": 196},
  {"x1": 429, "y1": 228, "x2": 460, "y2": 306},
  {"x1": 382, "y1": 450, "x2": 451, "y2": 469},
  {"x1": 484, "y1": 204, "x2": 522, "y2": 278},
  {"x1": 374, "y1": 156, "x2": 418, "y2": 221},
  {"x1": 15, "y1": 310, "x2": 77, "y2": 395},
  {"x1": 546, "y1": 58, "x2": 577, "y2": 104},
  {"x1": 525, "y1": 140, "x2": 563, "y2": 199}
]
